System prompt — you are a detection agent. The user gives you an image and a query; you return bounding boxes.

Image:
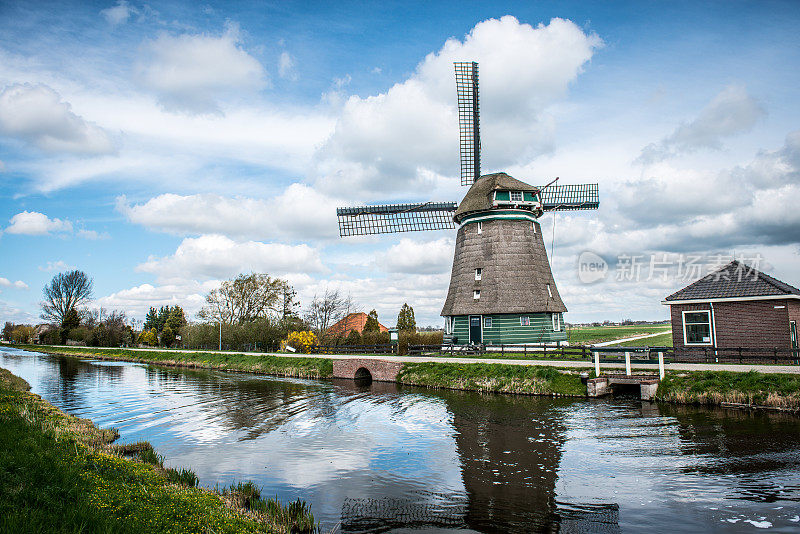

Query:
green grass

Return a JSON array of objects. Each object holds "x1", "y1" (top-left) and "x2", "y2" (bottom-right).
[
  {"x1": 20, "y1": 345, "x2": 334, "y2": 379},
  {"x1": 567, "y1": 324, "x2": 671, "y2": 345},
  {"x1": 657, "y1": 370, "x2": 800, "y2": 410},
  {"x1": 0, "y1": 366, "x2": 319, "y2": 533},
  {"x1": 397, "y1": 362, "x2": 587, "y2": 396},
  {"x1": 605, "y1": 332, "x2": 674, "y2": 348}
]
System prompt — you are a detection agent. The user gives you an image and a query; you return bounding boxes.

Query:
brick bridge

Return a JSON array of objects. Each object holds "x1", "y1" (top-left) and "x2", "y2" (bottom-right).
[{"x1": 332, "y1": 358, "x2": 404, "y2": 382}]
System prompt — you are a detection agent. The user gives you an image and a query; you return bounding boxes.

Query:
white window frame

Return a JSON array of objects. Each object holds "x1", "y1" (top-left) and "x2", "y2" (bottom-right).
[
  {"x1": 791, "y1": 320, "x2": 797, "y2": 349},
  {"x1": 473, "y1": 289, "x2": 480, "y2": 300},
  {"x1": 477, "y1": 222, "x2": 482, "y2": 234},
  {"x1": 475, "y1": 268, "x2": 482, "y2": 281},
  {"x1": 547, "y1": 284, "x2": 552, "y2": 298},
  {"x1": 510, "y1": 191, "x2": 523, "y2": 202},
  {"x1": 520, "y1": 316, "x2": 530, "y2": 326},
  {"x1": 682, "y1": 310, "x2": 713, "y2": 346},
  {"x1": 444, "y1": 317, "x2": 452, "y2": 335},
  {"x1": 552, "y1": 313, "x2": 561, "y2": 331},
  {"x1": 484, "y1": 316, "x2": 492, "y2": 329}
]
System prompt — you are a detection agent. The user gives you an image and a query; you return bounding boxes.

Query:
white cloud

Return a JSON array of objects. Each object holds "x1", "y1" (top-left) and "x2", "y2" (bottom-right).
[
  {"x1": 5, "y1": 211, "x2": 72, "y2": 235},
  {"x1": 38, "y1": 260, "x2": 75, "y2": 272},
  {"x1": 0, "y1": 300, "x2": 38, "y2": 324},
  {"x1": 135, "y1": 22, "x2": 267, "y2": 113},
  {"x1": 314, "y1": 16, "x2": 601, "y2": 197},
  {"x1": 137, "y1": 234, "x2": 325, "y2": 283},
  {"x1": 0, "y1": 278, "x2": 29, "y2": 290},
  {"x1": 0, "y1": 83, "x2": 115, "y2": 154},
  {"x1": 76, "y1": 229, "x2": 110, "y2": 240},
  {"x1": 638, "y1": 85, "x2": 766, "y2": 163},
  {"x1": 377, "y1": 237, "x2": 454, "y2": 274},
  {"x1": 278, "y1": 51, "x2": 296, "y2": 80},
  {"x1": 95, "y1": 281, "x2": 214, "y2": 319},
  {"x1": 117, "y1": 183, "x2": 341, "y2": 240},
  {"x1": 101, "y1": 1, "x2": 136, "y2": 26}
]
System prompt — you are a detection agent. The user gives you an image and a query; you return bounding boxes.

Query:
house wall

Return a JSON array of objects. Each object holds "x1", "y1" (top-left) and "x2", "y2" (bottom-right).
[
  {"x1": 670, "y1": 300, "x2": 793, "y2": 351},
  {"x1": 444, "y1": 313, "x2": 566, "y2": 345}
]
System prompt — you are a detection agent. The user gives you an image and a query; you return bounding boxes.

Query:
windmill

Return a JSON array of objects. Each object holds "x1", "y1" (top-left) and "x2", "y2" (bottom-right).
[{"x1": 336, "y1": 62, "x2": 599, "y2": 345}]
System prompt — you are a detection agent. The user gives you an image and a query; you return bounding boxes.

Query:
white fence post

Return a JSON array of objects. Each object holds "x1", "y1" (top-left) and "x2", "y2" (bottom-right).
[
  {"x1": 594, "y1": 351, "x2": 600, "y2": 377},
  {"x1": 658, "y1": 351, "x2": 665, "y2": 380},
  {"x1": 625, "y1": 351, "x2": 631, "y2": 376}
]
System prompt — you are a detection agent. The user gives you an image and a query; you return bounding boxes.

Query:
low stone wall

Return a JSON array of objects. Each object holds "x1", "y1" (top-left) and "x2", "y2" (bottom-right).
[{"x1": 332, "y1": 359, "x2": 404, "y2": 382}]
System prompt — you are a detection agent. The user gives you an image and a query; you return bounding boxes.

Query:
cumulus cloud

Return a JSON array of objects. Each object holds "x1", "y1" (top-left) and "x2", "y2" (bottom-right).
[
  {"x1": 0, "y1": 300, "x2": 38, "y2": 324},
  {"x1": 116, "y1": 183, "x2": 341, "y2": 240},
  {"x1": 137, "y1": 234, "x2": 325, "y2": 283},
  {"x1": 0, "y1": 278, "x2": 28, "y2": 290},
  {"x1": 278, "y1": 52, "x2": 296, "y2": 80},
  {"x1": 377, "y1": 237, "x2": 454, "y2": 274},
  {"x1": 637, "y1": 85, "x2": 766, "y2": 164},
  {"x1": 135, "y1": 22, "x2": 267, "y2": 113},
  {"x1": 5, "y1": 211, "x2": 72, "y2": 235},
  {"x1": 38, "y1": 260, "x2": 75, "y2": 272},
  {"x1": 96, "y1": 281, "x2": 213, "y2": 319},
  {"x1": 314, "y1": 16, "x2": 601, "y2": 197},
  {"x1": 101, "y1": 1, "x2": 136, "y2": 25},
  {"x1": 0, "y1": 83, "x2": 115, "y2": 154}
]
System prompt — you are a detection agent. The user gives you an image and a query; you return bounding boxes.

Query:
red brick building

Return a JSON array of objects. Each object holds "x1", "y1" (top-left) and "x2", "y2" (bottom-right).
[
  {"x1": 327, "y1": 312, "x2": 389, "y2": 337},
  {"x1": 663, "y1": 261, "x2": 800, "y2": 352}
]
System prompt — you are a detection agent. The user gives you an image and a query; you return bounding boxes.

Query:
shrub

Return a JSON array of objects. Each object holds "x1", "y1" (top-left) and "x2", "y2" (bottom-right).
[
  {"x1": 161, "y1": 325, "x2": 175, "y2": 348},
  {"x1": 283, "y1": 330, "x2": 318, "y2": 353},
  {"x1": 138, "y1": 328, "x2": 158, "y2": 347},
  {"x1": 344, "y1": 329, "x2": 361, "y2": 346}
]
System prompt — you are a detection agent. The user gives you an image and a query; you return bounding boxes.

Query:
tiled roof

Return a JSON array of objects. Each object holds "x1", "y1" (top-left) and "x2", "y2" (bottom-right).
[
  {"x1": 327, "y1": 312, "x2": 388, "y2": 335},
  {"x1": 664, "y1": 260, "x2": 800, "y2": 301}
]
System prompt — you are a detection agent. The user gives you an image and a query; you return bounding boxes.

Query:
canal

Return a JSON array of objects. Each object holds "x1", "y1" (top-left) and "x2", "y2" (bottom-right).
[{"x1": 2, "y1": 347, "x2": 799, "y2": 532}]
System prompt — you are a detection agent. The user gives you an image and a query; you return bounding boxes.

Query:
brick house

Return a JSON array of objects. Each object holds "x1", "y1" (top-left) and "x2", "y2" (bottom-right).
[
  {"x1": 327, "y1": 312, "x2": 388, "y2": 337},
  {"x1": 663, "y1": 261, "x2": 800, "y2": 353}
]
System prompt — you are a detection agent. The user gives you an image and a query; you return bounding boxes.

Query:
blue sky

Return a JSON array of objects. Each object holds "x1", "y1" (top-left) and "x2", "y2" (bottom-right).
[{"x1": 1, "y1": 0, "x2": 799, "y2": 327}]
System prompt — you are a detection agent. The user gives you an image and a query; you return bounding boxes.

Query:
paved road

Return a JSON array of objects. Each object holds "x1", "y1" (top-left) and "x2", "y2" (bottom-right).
[{"x1": 15, "y1": 344, "x2": 800, "y2": 375}]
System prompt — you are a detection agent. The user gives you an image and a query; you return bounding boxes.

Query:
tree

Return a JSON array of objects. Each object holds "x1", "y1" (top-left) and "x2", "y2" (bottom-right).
[
  {"x1": 166, "y1": 307, "x2": 186, "y2": 331},
  {"x1": 41, "y1": 270, "x2": 93, "y2": 326},
  {"x1": 144, "y1": 307, "x2": 159, "y2": 331},
  {"x1": 161, "y1": 325, "x2": 176, "y2": 347},
  {"x1": 304, "y1": 288, "x2": 354, "y2": 338},
  {"x1": 363, "y1": 309, "x2": 380, "y2": 333},
  {"x1": 396, "y1": 303, "x2": 416, "y2": 332},
  {"x1": 3, "y1": 322, "x2": 13, "y2": 341},
  {"x1": 198, "y1": 273, "x2": 290, "y2": 325}
]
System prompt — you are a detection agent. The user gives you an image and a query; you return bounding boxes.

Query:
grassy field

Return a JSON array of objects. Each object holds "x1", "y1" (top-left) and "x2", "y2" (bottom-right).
[
  {"x1": 19, "y1": 345, "x2": 334, "y2": 379},
  {"x1": 657, "y1": 370, "x2": 800, "y2": 410},
  {"x1": 567, "y1": 324, "x2": 671, "y2": 345},
  {"x1": 606, "y1": 332, "x2": 674, "y2": 348},
  {"x1": 398, "y1": 362, "x2": 587, "y2": 396},
  {"x1": 0, "y1": 367, "x2": 319, "y2": 533}
]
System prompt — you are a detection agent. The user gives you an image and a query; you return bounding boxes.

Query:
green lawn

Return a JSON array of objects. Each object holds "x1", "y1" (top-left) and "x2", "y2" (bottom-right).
[
  {"x1": 657, "y1": 370, "x2": 800, "y2": 410},
  {"x1": 605, "y1": 332, "x2": 674, "y2": 348},
  {"x1": 567, "y1": 324, "x2": 671, "y2": 345}
]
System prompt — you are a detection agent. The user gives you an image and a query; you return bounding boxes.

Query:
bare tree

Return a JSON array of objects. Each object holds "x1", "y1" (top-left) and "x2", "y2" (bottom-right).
[
  {"x1": 41, "y1": 270, "x2": 93, "y2": 326},
  {"x1": 304, "y1": 288, "x2": 355, "y2": 338},
  {"x1": 198, "y1": 273, "x2": 291, "y2": 324}
]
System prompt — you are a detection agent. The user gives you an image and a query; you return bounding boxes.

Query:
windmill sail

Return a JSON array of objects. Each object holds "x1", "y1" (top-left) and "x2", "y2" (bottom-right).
[
  {"x1": 455, "y1": 62, "x2": 480, "y2": 186},
  {"x1": 539, "y1": 183, "x2": 599, "y2": 211},
  {"x1": 337, "y1": 202, "x2": 458, "y2": 237}
]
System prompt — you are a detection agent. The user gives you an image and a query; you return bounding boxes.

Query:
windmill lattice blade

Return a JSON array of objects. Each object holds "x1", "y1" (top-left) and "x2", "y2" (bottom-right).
[
  {"x1": 540, "y1": 184, "x2": 599, "y2": 211},
  {"x1": 337, "y1": 202, "x2": 458, "y2": 237},
  {"x1": 454, "y1": 61, "x2": 480, "y2": 186}
]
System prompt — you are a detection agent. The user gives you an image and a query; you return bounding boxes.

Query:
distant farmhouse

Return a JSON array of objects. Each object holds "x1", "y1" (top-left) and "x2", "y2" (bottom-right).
[
  {"x1": 664, "y1": 261, "x2": 800, "y2": 352},
  {"x1": 328, "y1": 313, "x2": 388, "y2": 338}
]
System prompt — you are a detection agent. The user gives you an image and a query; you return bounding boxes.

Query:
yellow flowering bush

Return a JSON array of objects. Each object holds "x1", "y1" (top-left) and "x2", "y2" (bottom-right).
[{"x1": 281, "y1": 330, "x2": 318, "y2": 354}]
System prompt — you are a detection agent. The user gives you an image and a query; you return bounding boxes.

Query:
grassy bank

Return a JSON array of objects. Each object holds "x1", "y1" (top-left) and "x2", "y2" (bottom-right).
[
  {"x1": 20, "y1": 344, "x2": 333, "y2": 379},
  {"x1": 0, "y1": 366, "x2": 319, "y2": 533},
  {"x1": 397, "y1": 361, "x2": 586, "y2": 396},
  {"x1": 568, "y1": 324, "x2": 671, "y2": 345},
  {"x1": 656, "y1": 370, "x2": 800, "y2": 411},
  {"x1": 606, "y1": 332, "x2": 673, "y2": 348}
]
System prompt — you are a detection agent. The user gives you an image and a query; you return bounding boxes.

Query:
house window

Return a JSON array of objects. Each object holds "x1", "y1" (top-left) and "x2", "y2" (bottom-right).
[
  {"x1": 477, "y1": 222, "x2": 482, "y2": 234},
  {"x1": 520, "y1": 316, "x2": 530, "y2": 326},
  {"x1": 791, "y1": 321, "x2": 797, "y2": 349},
  {"x1": 475, "y1": 268, "x2": 482, "y2": 281},
  {"x1": 683, "y1": 310, "x2": 712, "y2": 345},
  {"x1": 473, "y1": 290, "x2": 480, "y2": 300},
  {"x1": 552, "y1": 313, "x2": 561, "y2": 331},
  {"x1": 484, "y1": 316, "x2": 492, "y2": 328},
  {"x1": 511, "y1": 191, "x2": 523, "y2": 202}
]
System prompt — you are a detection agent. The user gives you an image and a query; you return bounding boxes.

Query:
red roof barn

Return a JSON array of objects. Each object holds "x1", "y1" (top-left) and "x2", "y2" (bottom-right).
[
  {"x1": 663, "y1": 261, "x2": 800, "y2": 353},
  {"x1": 327, "y1": 312, "x2": 389, "y2": 337}
]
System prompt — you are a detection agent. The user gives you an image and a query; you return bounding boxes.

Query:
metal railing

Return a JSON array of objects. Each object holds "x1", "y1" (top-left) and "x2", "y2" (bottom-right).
[{"x1": 312, "y1": 344, "x2": 396, "y2": 355}]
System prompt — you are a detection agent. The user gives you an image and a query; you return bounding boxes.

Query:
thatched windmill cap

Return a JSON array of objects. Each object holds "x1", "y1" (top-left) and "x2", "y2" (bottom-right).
[{"x1": 454, "y1": 172, "x2": 538, "y2": 223}]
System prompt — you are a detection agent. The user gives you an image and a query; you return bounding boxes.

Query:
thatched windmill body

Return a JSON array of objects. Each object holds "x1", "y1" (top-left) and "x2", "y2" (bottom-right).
[{"x1": 337, "y1": 62, "x2": 599, "y2": 345}]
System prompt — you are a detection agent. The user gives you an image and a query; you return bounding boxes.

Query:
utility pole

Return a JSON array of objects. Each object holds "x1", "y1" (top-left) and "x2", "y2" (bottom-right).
[{"x1": 219, "y1": 320, "x2": 222, "y2": 351}]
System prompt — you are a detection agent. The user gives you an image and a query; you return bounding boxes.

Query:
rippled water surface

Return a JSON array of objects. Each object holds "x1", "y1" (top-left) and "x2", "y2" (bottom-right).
[{"x1": 2, "y1": 347, "x2": 799, "y2": 532}]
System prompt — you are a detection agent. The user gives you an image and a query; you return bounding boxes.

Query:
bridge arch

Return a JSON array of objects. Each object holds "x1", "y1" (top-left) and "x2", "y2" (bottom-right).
[{"x1": 332, "y1": 358, "x2": 404, "y2": 382}]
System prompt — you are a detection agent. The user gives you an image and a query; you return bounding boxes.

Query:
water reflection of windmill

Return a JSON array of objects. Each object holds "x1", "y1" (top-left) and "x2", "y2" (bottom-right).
[{"x1": 337, "y1": 62, "x2": 599, "y2": 345}]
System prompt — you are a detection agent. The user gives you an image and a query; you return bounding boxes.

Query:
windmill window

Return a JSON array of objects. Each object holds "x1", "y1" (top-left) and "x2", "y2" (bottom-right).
[
  {"x1": 477, "y1": 222, "x2": 482, "y2": 234},
  {"x1": 683, "y1": 310, "x2": 712, "y2": 345},
  {"x1": 547, "y1": 284, "x2": 553, "y2": 298},
  {"x1": 520, "y1": 316, "x2": 530, "y2": 326},
  {"x1": 510, "y1": 191, "x2": 523, "y2": 202},
  {"x1": 473, "y1": 290, "x2": 480, "y2": 300},
  {"x1": 475, "y1": 268, "x2": 482, "y2": 281},
  {"x1": 552, "y1": 313, "x2": 561, "y2": 331},
  {"x1": 484, "y1": 316, "x2": 492, "y2": 328}
]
